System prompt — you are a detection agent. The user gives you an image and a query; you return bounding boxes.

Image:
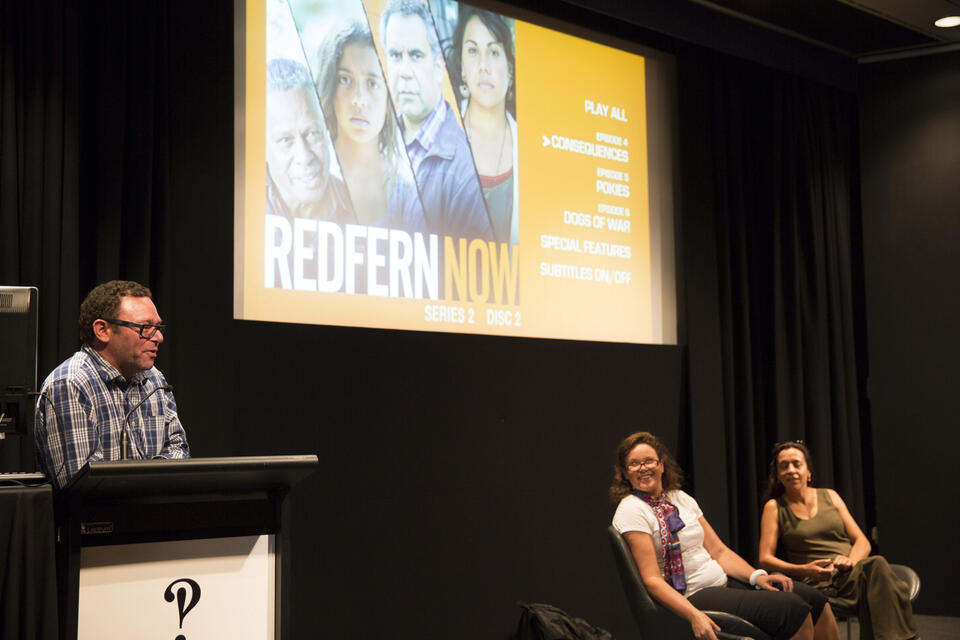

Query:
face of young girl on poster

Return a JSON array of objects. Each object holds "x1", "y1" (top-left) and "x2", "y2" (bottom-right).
[{"x1": 334, "y1": 42, "x2": 389, "y2": 147}]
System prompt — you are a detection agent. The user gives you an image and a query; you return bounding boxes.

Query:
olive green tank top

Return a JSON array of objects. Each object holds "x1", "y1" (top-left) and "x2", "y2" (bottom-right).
[{"x1": 776, "y1": 488, "x2": 852, "y2": 570}]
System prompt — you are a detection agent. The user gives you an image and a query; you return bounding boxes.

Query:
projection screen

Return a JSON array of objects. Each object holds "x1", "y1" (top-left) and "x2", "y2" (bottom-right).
[{"x1": 235, "y1": 0, "x2": 677, "y2": 344}]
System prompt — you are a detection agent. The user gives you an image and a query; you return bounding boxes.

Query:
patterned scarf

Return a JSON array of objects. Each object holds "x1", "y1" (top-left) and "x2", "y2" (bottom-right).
[{"x1": 633, "y1": 490, "x2": 687, "y2": 593}]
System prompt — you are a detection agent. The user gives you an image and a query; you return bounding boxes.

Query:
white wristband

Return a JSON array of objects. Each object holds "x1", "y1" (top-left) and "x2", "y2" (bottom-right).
[{"x1": 749, "y1": 569, "x2": 768, "y2": 586}]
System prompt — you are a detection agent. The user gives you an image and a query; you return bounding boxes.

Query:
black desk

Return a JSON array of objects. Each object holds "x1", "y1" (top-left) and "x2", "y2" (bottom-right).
[{"x1": 0, "y1": 483, "x2": 58, "y2": 640}]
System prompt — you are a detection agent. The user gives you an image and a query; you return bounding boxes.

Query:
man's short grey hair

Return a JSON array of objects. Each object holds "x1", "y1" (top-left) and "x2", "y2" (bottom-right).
[
  {"x1": 267, "y1": 58, "x2": 314, "y2": 93},
  {"x1": 379, "y1": 0, "x2": 441, "y2": 58}
]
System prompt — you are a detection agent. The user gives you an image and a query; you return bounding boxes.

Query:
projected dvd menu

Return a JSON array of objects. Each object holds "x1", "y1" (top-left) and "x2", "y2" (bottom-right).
[{"x1": 236, "y1": 0, "x2": 658, "y2": 344}]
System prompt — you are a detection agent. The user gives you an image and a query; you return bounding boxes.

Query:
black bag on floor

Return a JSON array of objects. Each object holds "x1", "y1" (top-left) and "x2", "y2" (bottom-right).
[{"x1": 512, "y1": 602, "x2": 614, "y2": 640}]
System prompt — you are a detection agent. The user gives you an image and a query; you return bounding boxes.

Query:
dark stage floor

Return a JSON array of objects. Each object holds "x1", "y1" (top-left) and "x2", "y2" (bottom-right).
[{"x1": 839, "y1": 614, "x2": 960, "y2": 640}]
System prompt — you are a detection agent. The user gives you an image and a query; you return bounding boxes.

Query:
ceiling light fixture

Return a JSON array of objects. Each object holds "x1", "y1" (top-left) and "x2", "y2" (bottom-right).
[{"x1": 934, "y1": 16, "x2": 960, "y2": 28}]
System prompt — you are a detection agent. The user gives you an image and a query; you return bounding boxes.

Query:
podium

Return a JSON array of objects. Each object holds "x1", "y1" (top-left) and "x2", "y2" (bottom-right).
[{"x1": 54, "y1": 455, "x2": 317, "y2": 640}]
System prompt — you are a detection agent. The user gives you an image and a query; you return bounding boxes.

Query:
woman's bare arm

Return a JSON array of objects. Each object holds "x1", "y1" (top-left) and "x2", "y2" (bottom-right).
[{"x1": 623, "y1": 530, "x2": 721, "y2": 640}]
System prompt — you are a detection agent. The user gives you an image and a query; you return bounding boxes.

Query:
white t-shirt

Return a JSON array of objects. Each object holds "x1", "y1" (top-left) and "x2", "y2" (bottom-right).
[{"x1": 612, "y1": 489, "x2": 727, "y2": 596}]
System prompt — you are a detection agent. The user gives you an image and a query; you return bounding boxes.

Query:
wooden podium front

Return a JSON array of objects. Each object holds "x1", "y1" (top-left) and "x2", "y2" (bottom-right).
[{"x1": 54, "y1": 456, "x2": 317, "y2": 640}]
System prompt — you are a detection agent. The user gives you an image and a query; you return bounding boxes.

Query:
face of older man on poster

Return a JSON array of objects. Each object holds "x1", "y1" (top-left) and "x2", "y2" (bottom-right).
[
  {"x1": 266, "y1": 87, "x2": 331, "y2": 213},
  {"x1": 383, "y1": 13, "x2": 445, "y2": 138}
]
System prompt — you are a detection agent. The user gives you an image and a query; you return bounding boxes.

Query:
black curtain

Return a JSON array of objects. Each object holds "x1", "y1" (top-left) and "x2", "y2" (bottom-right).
[
  {"x1": 1, "y1": 0, "x2": 171, "y2": 378},
  {"x1": 1, "y1": 0, "x2": 173, "y2": 469},
  {"x1": 678, "y1": 47, "x2": 871, "y2": 555},
  {"x1": 1, "y1": 0, "x2": 81, "y2": 370}
]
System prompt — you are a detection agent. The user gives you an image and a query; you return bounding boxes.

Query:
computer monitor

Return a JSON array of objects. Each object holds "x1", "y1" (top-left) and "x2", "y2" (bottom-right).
[{"x1": 0, "y1": 286, "x2": 39, "y2": 438}]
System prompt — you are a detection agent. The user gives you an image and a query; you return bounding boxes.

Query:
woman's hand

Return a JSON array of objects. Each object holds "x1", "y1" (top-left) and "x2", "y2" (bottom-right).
[
  {"x1": 832, "y1": 555, "x2": 854, "y2": 571},
  {"x1": 802, "y1": 558, "x2": 835, "y2": 581},
  {"x1": 757, "y1": 573, "x2": 794, "y2": 591},
  {"x1": 689, "y1": 610, "x2": 721, "y2": 640}
]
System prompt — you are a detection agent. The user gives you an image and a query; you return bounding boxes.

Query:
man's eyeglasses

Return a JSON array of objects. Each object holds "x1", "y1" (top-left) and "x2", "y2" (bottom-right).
[
  {"x1": 627, "y1": 458, "x2": 660, "y2": 471},
  {"x1": 105, "y1": 318, "x2": 166, "y2": 339}
]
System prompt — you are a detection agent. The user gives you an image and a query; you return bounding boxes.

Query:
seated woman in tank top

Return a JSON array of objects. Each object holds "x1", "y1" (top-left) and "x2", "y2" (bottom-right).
[
  {"x1": 758, "y1": 441, "x2": 920, "y2": 640},
  {"x1": 611, "y1": 432, "x2": 840, "y2": 640}
]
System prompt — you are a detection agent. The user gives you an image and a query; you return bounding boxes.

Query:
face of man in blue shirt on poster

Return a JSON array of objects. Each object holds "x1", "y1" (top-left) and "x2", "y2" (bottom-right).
[{"x1": 383, "y1": 13, "x2": 445, "y2": 139}]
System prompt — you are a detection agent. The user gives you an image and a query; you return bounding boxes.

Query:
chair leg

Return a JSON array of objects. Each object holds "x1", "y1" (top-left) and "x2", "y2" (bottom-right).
[{"x1": 846, "y1": 616, "x2": 853, "y2": 639}]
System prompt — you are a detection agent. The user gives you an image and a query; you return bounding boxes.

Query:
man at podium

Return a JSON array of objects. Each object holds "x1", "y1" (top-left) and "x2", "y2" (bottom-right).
[{"x1": 34, "y1": 280, "x2": 190, "y2": 488}]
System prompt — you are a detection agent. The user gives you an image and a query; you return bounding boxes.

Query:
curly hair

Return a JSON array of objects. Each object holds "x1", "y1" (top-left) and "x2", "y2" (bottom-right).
[
  {"x1": 762, "y1": 440, "x2": 815, "y2": 503},
  {"x1": 315, "y1": 21, "x2": 401, "y2": 177},
  {"x1": 609, "y1": 431, "x2": 685, "y2": 504},
  {"x1": 78, "y1": 280, "x2": 152, "y2": 345}
]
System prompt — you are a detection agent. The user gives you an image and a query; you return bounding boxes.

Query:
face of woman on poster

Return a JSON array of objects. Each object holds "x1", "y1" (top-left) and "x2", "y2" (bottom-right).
[
  {"x1": 334, "y1": 42, "x2": 389, "y2": 147},
  {"x1": 461, "y1": 16, "x2": 510, "y2": 112}
]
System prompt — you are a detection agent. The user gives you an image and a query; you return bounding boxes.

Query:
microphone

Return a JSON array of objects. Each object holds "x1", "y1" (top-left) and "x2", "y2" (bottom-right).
[{"x1": 121, "y1": 384, "x2": 173, "y2": 460}]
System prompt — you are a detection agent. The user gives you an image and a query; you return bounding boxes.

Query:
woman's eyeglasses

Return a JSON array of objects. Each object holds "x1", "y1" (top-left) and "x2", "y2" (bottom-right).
[{"x1": 626, "y1": 458, "x2": 660, "y2": 471}]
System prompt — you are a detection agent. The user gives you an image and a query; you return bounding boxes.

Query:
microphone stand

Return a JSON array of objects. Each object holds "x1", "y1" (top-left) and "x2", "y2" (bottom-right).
[{"x1": 121, "y1": 385, "x2": 172, "y2": 460}]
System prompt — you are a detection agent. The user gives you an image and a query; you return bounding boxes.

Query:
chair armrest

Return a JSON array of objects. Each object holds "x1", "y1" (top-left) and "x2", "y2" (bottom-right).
[
  {"x1": 705, "y1": 610, "x2": 772, "y2": 640},
  {"x1": 890, "y1": 564, "x2": 921, "y2": 602}
]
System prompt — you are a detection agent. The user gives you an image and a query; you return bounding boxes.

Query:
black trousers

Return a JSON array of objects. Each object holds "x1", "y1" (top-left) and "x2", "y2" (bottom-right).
[{"x1": 688, "y1": 578, "x2": 826, "y2": 639}]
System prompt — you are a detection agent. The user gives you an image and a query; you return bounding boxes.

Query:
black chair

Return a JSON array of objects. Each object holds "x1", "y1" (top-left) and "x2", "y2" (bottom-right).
[
  {"x1": 607, "y1": 525, "x2": 771, "y2": 640},
  {"x1": 827, "y1": 563, "x2": 920, "y2": 639}
]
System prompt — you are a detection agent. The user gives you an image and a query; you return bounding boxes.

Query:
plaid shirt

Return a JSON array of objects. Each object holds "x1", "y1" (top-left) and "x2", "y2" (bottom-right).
[
  {"x1": 404, "y1": 98, "x2": 449, "y2": 174},
  {"x1": 34, "y1": 344, "x2": 190, "y2": 488}
]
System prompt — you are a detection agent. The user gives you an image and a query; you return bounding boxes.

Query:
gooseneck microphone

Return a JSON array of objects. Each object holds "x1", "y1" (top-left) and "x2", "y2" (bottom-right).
[{"x1": 121, "y1": 384, "x2": 173, "y2": 460}]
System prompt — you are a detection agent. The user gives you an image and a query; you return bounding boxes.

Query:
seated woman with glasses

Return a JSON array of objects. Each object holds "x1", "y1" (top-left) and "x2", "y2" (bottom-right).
[
  {"x1": 611, "y1": 432, "x2": 839, "y2": 640},
  {"x1": 758, "y1": 441, "x2": 920, "y2": 640}
]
